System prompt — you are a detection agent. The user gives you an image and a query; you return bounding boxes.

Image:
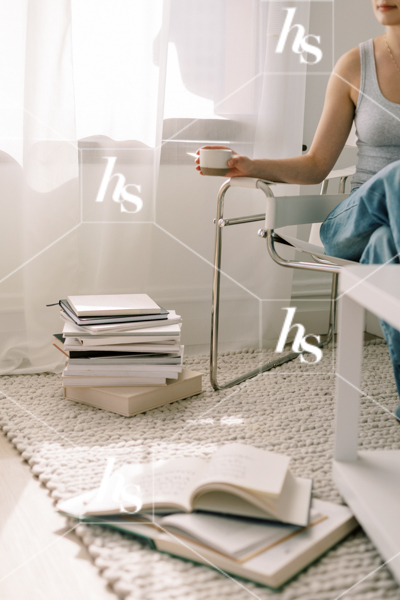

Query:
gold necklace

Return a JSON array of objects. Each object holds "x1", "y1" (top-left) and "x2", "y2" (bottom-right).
[{"x1": 384, "y1": 33, "x2": 400, "y2": 76}]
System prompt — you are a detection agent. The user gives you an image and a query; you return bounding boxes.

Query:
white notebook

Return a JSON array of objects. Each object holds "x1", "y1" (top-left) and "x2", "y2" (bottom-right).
[{"x1": 67, "y1": 294, "x2": 161, "y2": 317}]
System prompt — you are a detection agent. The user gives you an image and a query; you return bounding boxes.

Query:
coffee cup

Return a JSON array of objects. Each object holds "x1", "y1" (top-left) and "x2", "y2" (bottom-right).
[{"x1": 199, "y1": 149, "x2": 232, "y2": 176}]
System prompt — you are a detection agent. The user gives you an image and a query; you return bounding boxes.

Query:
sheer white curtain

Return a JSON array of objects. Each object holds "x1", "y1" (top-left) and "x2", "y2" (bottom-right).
[
  {"x1": 0, "y1": 0, "x2": 310, "y2": 374},
  {"x1": 0, "y1": 0, "x2": 80, "y2": 373}
]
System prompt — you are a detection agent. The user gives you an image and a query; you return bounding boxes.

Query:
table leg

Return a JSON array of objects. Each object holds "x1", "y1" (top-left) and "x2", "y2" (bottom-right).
[{"x1": 334, "y1": 294, "x2": 365, "y2": 462}]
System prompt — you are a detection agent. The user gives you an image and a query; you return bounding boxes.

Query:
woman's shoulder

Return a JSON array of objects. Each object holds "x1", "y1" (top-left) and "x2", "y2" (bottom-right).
[
  {"x1": 334, "y1": 37, "x2": 382, "y2": 80},
  {"x1": 334, "y1": 46, "x2": 361, "y2": 81},
  {"x1": 332, "y1": 44, "x2": 366, "y2": 97}
]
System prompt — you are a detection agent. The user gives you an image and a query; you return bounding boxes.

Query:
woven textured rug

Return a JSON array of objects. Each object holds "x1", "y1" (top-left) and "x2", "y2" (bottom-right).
[{"x1": 1, "y1": 340, "x2": 400, "y2": 600}]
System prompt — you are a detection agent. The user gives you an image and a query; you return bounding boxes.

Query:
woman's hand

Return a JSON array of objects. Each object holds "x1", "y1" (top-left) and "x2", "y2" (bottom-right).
[{"x1": 195, "y1": 145, "x2": 255, "y2": 178}]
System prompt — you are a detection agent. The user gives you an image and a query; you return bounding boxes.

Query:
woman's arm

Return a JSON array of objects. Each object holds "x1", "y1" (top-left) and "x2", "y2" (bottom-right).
[{"x1": 196, "y1": 47, "x2": 360, "y2": 185}]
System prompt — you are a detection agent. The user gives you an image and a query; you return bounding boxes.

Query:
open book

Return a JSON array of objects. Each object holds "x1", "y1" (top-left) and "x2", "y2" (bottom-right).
[
  {"x1": 58, "y1": 444, "x2": 312, "y2": 526},
  {"x1": 58, "y1": 498, "x2": 357, "y2": 589}
]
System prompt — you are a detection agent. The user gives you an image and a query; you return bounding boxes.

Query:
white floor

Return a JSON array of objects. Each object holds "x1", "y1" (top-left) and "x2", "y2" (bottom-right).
[{"x1": 0, "y1": 431, "x2": 115, "y2": 600}]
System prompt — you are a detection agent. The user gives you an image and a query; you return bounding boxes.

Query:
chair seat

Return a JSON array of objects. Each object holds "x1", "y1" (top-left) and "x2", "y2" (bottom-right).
[{"x1": 277, "y1": 232, "x2": 357, "y2": 266}]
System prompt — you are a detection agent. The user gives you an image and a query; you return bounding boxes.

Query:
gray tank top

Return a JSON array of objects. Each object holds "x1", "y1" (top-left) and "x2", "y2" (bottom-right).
[{"x1": 352, "y1": 38, "x2": 400, "y2": 191}]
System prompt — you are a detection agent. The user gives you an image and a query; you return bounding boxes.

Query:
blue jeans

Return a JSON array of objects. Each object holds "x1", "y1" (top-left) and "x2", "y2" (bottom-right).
[{"x1": 320, "y1": 159, "x2": 400, "y2": 420}]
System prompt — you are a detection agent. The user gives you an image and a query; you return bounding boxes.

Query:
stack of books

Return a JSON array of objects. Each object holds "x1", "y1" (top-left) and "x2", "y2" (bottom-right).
[
  {"x1": 52, "y1": 294, "x2": 202, "y2": 416},
  {"x1": 58, "y1": 443, "x2": 357, "y2": 588}
]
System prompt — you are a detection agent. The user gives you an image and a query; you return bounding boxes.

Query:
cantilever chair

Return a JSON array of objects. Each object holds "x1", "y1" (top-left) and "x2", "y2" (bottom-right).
[{"x1": 210, "y1": 133, "x2": 358, "y2": 391}]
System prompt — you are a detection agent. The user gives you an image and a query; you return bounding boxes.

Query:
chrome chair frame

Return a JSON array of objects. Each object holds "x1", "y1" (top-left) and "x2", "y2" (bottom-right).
[{"x1": 210, "y1": 173, "x2": 353, "y2": 391}]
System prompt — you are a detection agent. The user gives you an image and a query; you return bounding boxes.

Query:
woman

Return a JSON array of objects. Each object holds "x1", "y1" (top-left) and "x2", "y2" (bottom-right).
[{"x1": 196, "y1": 0, "x2": 400, "y2": 420}]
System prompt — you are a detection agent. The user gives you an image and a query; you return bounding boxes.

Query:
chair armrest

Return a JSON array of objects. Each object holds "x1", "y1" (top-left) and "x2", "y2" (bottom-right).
[
  {"x1": 227, "y1": 168, "x2": 355, "y2": 187},
  {"x1": 220, "y1": 178, "x2": 347, "y2": 229},
  {"x1": 264, "y1": 194, "x2": 346, "y2": 229},
  {"x1": 228, "y1": 177, "x2": 277, "y2": 188}
]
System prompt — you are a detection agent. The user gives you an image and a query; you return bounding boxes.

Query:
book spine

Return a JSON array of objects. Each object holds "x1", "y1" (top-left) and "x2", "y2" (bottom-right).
[
  {"x1": 64, "y1": 370, "x2": 179, "y2": 378},
  {"x1": 62, "y1": 378, "x2": 167, "y2": 387}
]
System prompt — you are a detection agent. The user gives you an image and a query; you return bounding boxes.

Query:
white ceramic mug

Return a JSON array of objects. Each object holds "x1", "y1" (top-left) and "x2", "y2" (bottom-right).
[{"x1": 199, "y1": 149, "x2": 232, "y2": 176}]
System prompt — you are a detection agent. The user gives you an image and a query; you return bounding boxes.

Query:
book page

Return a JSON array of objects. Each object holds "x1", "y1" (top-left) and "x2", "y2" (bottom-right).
[
  {"x1": 193, "y1": 491, "x2": 277, "y2": 520},
  {"x1": 135, "y1": 458, "x2": 206, "y2": 511},
  {"x1": 80, "y1": 457, "x2": 206, "y2": 515},
  {"x1": 195, "y1": 444, "x2": 290, "y2": 498},
  {"x1": 160, "y1": 512, "x2": 304, "y2": 559},
  {"x1": 250, "y1": 471, "x2": 313, "y2": 526}
]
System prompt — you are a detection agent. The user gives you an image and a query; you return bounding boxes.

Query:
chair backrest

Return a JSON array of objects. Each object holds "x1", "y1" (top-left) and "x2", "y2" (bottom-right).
[{"x1": 264, "y1": 193, "x2": 346, "y2": 229}]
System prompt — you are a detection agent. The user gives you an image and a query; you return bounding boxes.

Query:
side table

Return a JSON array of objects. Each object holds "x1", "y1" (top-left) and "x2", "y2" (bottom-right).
[{"x1": 333, "y1": 264, "x2": 400, "y2": 583}]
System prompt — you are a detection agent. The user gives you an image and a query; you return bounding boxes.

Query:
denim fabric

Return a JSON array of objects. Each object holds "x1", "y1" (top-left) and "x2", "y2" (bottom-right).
[{"x1": 320, "y1": 159, "x2": 400, "y2": 420}]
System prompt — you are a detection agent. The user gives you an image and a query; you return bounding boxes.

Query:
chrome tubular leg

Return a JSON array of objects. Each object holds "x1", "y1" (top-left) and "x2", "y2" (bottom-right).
[
  {"x1": 322, "y1": 272, "x2": 339, "y2": 347},
  {"x1": 266, "y1": 230, "x2": 341, "y2": 274},
  {"x1": 319, "y1": 178, "x2": 339, "y2": 349},
  {"x1": 210, "y1": 186, "x2": 341, "y2": 390},
  {"x1": 210, "y1": 350, "x2": 307, "y2": 391},
  {"x1": 210, "y1": 181, "x2": 231, "y2": 390},
  {"x1": 320, "y1": 180, "x2": 329, "y2": 195},
  {"x1": 338, "y1": 176, "x2": 348, "y2": 195},
  {"x1": 210, "y1": 196, "x2": 303, "y2": 391}
]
